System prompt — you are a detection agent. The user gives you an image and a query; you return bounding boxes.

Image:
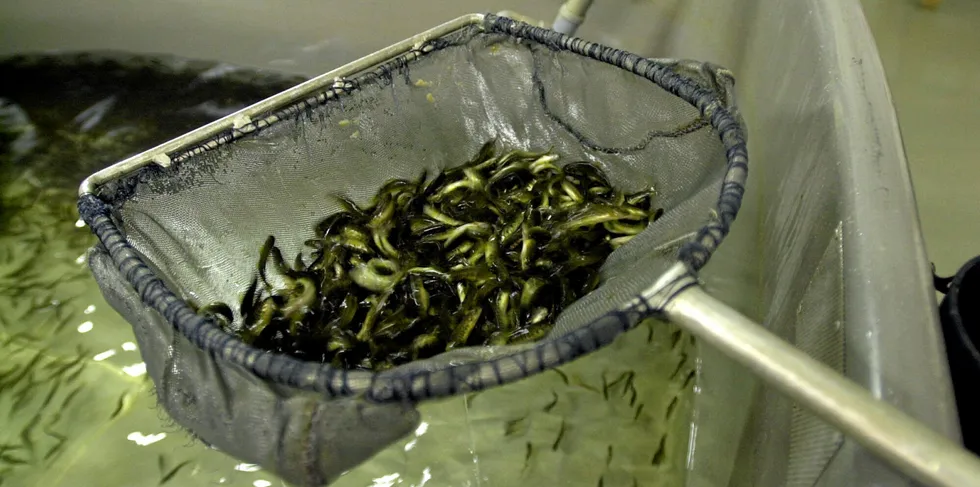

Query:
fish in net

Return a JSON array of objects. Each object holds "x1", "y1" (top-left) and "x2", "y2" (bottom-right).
[{"x1": 198, "y1": 141, "x2": 667, "y2": 372}]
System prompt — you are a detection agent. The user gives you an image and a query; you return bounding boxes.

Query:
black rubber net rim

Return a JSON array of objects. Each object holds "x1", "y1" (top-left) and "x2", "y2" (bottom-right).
[{"x1": 77, "y1": 14, "x2": 748, "y2": 402}]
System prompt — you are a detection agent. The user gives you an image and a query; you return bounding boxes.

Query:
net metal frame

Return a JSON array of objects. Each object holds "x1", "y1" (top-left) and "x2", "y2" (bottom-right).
[{"x1": 77, "y1": 13, "x2": 746, "y2": 402}]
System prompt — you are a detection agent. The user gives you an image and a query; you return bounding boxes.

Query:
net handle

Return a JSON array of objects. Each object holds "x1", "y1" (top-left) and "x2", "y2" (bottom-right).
[{"x1": 662, "y1": 280, "x2": 980, "y2": 487}]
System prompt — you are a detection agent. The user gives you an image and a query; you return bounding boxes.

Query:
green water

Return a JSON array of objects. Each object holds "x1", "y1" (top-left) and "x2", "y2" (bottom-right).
[
  {"x1": 0, "y1": 53, "x2": 696, "y2": 487},
  {"x1": 0, "y1": 53, "x2": 308, "y2": 487}
]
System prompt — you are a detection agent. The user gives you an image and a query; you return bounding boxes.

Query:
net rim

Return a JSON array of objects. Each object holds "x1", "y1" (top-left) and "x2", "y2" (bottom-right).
[{"x1": 78, "y1": 13, "x2": 748, "y2": 402}]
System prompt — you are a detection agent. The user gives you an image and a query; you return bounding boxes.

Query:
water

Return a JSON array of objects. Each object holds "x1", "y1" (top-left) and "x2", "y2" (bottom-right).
[
  {"x1": 0, "y1": 52, "x2": 307, "y2": 487},
  {"x1": 0, "y1": 52, "x2": 696, "y2": 487}
]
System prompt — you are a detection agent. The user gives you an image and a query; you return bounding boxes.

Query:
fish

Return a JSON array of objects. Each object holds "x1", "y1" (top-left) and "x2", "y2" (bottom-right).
[
  {"x1": 422, "y1": 204, "x2": 463, "y2": 226},
  {"x1": 603, "y1": 220, "x2": 648, "y2": 236},
  {"x1": 350, "y1": 258, "x2": 401, "y2": 293},
  {"x1": 375, "y1": 314, "x2": 420, "y2": 340},
  {"x1": 326, "y1": 330, "x2": 354, "y2": 352},
  {"x1": 159, "y1": 459, "x2": 193, "y2": 485},
  {"x1": 422, "y1": 222, "x2": 491, "y2": 247},
  {"x1": 559, "y1": 204, "x2": 647, "y2": 233},
  {"x1": 229, "y1": 140, "x2": 660, "y2": 371},
  {"x1": 529, "y1": 154, "x2": 560, "y2": 175},
  {"x1": 198, "y1": 302, "x2": 234, "y2": 328},
  {"x1": 239, "y1": 277, "x2": 259, "y2": 320},
  {"x1": 316, "y1": 211, "x2": 357, "y2": 239},
  {"x1": 243, "y1": 297, "x2": 278, "y2": 342},
  {"x1": 552, "y1": 419, "x2": 567, "y2": 451},
  {"x1": 666, "y1": 396, "x2": 679, "y2": 419},
  {"x1": 509, "y1": 324, "x2": 549, "y2": 344},
  {"x1": 357, "y1": 290, "x2": 393, "y2": 342},
  {"x1": 282, "y1": 277, "x2": 317, "y2": 331},
  {"x1": 494, "y1": 288, "x2": 512, "y2": 331},
  {"x1": 410, "y1": 333, "x2": 440, "y2": 359},
  {"x1": 447, "y1": 306, "x2": 482, "y2": 348},
  {"x1": 651, "y1": 436, "x2": 667, "y2": 465},
  {"x1": 409, "y1": 275, "x2": 430, "y2": 316},
  {"x1": 487, "y1": 162, "x2": 532, "y2": 194},
  {"x1": 257, "y1": 235, "x2": 276, "y2": 286},
  {"x1": 432, "y1": 168, "x2": 485, "y2": 201}
]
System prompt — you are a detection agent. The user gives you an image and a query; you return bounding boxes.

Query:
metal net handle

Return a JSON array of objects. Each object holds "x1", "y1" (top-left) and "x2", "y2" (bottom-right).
[{"x1": 662, "y1": 277, "x2": 980, "y2": 487}]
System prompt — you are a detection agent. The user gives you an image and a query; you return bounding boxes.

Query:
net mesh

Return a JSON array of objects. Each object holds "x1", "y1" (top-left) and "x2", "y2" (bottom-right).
[{"x1": 78, "y1": 15, "x2": 747, "y2": 486}]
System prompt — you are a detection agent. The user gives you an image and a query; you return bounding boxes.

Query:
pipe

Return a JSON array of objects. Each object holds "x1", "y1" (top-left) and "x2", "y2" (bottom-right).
[
  {"x1": 552, "y1": 0, "x2": 595, "y2": 36},
  {"x1": 663, "y1": 284, "x2": 980, "y2": 487}
]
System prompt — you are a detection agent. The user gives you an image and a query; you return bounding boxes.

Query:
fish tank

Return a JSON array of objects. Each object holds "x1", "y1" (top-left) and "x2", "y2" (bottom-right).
[{"x1": 0, "y1": 1, "x2": 958, "y2": 486}]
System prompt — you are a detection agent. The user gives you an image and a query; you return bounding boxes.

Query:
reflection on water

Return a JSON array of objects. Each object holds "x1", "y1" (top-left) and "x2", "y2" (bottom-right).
[{"x1": 0, "y1": 52, "x2": 696, "y2": 487}]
